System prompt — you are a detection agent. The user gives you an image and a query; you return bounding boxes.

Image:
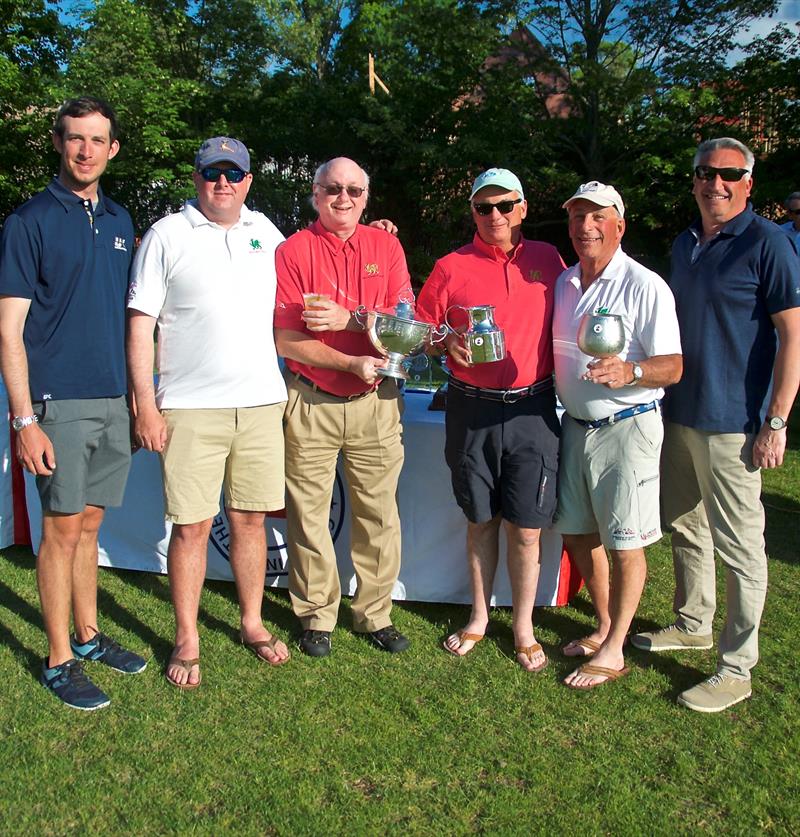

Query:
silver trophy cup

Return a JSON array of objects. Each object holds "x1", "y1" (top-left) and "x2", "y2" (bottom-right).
[
  {"x1": 576, "y1": 312, "x2": 625, "y2": 358},
  {"x1": 365, "y1": 306, "x2": 447, "y2": 380}
]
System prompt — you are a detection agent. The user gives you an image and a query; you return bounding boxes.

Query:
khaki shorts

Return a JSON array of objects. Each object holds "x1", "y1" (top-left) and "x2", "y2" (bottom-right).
[
  {"x1": 161, "y1": 403, "x2": 286, "y2": 525},
  {"x1": 554, "y1": 409, "x2": 663, "y2": 551}
]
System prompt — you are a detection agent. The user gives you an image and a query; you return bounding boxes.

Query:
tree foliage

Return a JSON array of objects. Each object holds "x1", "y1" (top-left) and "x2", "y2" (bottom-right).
[{"x1": 1, "y1": 0, "x2": 797, "y2": 275}]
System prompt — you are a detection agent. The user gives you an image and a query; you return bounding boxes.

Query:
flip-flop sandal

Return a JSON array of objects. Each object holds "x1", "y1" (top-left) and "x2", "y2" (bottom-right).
[
  {"x1": 166, "y1": 655, "x2": 201, "y2": 690},
  {"x1": 561, "y1": 636, "x2": 602, "y2": 657},
  {"x1": 442, "y1": 630, "x2": 484, "y2": 656},
  {"x1": 241, "y1": 634, "x2": 290, "y2": 666},
  {"x1": 564, "y1": 663, "x2": 630, "y2": 690},
  {"x1": 515, "y1": 643, "x2": 548, "y2": 673}
]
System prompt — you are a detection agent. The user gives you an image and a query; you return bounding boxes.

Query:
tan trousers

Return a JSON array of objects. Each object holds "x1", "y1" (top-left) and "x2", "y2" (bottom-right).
[
  {"x1": 661, "y1": 422, "x2": 767, "y2": 679},
  {"x1": 283, "y1": 377, "x2": 404, "y2": 632}
]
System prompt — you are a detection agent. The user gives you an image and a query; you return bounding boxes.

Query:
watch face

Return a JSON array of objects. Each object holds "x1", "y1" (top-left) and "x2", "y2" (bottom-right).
[{"x1": 769, "y1": 416, "x2": 786, "y2": 430}]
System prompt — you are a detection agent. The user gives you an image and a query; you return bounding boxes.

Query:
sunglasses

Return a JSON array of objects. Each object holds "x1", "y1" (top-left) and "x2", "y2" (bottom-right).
[
  {"x1": 693, "y1": 165, "x2": 750, "y2": 182},
  {"x1": 472, "y1": 198, "x2": 523, "y2": 216},
  {"x1": 199, "y1": 167, "x2": 247, "y2": 183},
  {"x1": 316, "y1": 183, "x2": 366, "y2": 198}
]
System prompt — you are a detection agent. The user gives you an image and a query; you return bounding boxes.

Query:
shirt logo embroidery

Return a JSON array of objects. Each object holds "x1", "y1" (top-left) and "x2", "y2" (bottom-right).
[
  {"x1": 249, "y1": 238, "x2": 262, "y2": 251},
  {"x1": 364, "y1": 263, "x2": 379, "y2": 275},
  {"x1": 43, "y1": 393, "x2": 52, "y2": 400},
  {"x1": 114, "y1": 237, "x2": 127, "y2": 252},
  {"x1": 529, "y1": 269, "x2": 542, "y2": 282}
]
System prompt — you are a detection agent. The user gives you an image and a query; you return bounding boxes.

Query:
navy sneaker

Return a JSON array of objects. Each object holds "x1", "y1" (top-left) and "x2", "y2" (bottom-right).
[
  {"x1": 41, "y1": 659, "x2": 110, "y2": 711},
  {"x1": 71, "y1": 631, "x2": 147, "y2": 674}
]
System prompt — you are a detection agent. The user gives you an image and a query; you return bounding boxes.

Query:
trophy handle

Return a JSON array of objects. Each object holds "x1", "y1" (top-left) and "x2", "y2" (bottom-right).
[
  {"x1": 443, "y1": 305, "x2": 467, "y2": 334},
  {"x1": 430, "y1": 324, "x2": 448, "y2": 344}
]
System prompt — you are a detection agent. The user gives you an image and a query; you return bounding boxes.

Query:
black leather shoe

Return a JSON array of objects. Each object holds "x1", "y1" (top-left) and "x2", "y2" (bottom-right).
[
  {"x1": 298, "y1": 629, "x2": 331, "y2": 657},
  {"x1": 366, "y1": 625, "x2": 410, "y2": 653}
]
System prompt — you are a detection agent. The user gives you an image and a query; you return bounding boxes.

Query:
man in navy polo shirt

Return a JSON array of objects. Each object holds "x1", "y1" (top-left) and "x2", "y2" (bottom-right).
[
  {"x1": 632, "y1": 137, "x2": 800, "y2": 712},
  {"x1": 0, "y1": 97, "x2": 146, "y2": 711}
]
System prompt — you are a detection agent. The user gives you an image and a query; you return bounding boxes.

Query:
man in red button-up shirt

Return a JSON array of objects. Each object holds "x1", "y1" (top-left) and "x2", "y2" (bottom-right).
[
  {"x1": 275, "y1": 157, "x2": 413, "y2": 658},
  {"x1": 416, "y1": 168, "x2": 565, "y2": 673}
]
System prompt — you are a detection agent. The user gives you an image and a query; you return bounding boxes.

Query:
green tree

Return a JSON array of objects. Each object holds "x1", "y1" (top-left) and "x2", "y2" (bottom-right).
[{"x1": 0, "y1": 0, "x2": 68, "y2": 218}]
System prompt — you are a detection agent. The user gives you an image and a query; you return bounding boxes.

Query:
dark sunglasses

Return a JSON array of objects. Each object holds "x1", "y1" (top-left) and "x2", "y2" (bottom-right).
[
  {"x1": 693, "y1": 165, "x2": 750, "y2": 182},
  {"x1": 316, "y1": 183, "x2": 365, "y2": 198},
  {"x1": 199, "y1": 167, "x2": 247, "y2": 183},
  {"x1": 472, "y1": 198, "x2": 523, "y2": 216}
]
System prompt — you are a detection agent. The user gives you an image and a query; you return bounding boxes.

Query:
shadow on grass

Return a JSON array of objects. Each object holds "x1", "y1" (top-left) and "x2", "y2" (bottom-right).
[
  {"x1": 763, "y1": 490, "x2": 800, "y2": 566},
  {"x1": 0, "y1": 581, "x2": 42, "y2": 676}
]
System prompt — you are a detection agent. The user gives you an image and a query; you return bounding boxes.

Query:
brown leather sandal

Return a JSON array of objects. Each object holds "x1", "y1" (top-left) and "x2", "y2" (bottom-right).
[{"x1": 515, "y1": 642, "x2": 548, "y2": 673}]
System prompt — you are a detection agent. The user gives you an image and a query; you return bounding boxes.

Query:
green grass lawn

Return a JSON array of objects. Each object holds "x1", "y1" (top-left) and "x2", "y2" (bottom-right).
[{"x1": 1, "y1": 445, "x2": 798, "y2": 836}]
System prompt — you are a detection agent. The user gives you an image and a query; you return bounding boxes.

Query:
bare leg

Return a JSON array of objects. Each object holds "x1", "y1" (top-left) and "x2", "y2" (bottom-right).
[
  {"x1": 72, "y1": 504, "x2": 105, "y2": 643},
  {"x1": 561, "y1": 532, "x2": 611, "y2": 656},
  {"x1": 37, "y1": 511, "x2": 84, "y2": 667},
  {"x1": 443, "y1": 515, "x2": 501, "y2": 655},
  {"x1": 227, "y1": 508, "x2": 289, "y2": 664},
  {"x1": 565, "y1": 547, "x2": 646, "y2": 687},
  {"x1": 165, "y1": 519, "x2": 211, "y2": 687},
  {"x1": 506, "y1": 522, "x2": 546, "y2": 672}
]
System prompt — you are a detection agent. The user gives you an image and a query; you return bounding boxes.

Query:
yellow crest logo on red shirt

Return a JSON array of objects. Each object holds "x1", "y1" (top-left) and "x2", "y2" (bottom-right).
[
  {"x1": 529, "y1": 269, "x2": 542, "y2": 283},
  {"x1": 364, "y1": 263, "x2": 379, "y2": 275}
]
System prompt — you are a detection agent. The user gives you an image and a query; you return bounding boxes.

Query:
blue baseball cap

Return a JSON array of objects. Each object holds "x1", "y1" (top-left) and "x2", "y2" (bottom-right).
[
  {"x1": 470, "y1": 168, "x2": 525, "y2": 200},
  {"x1": 195, "y1": 136, "x2": 250, "y2": 172}
]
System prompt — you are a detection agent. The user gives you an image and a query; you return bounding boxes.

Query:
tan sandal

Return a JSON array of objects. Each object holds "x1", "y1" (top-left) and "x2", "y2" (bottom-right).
[
  {"x1": 442, "y1": 630, "x2": 484, "y2": 656},
  {"x1": 166, "y1": 655, "x2": 201, "y2": 690},
  {"x1": 564, "y1": 663, "x2": 630, "y2": 690},
  {"x1": 241, "y1": 634, "x2": 290, "y2": 666},
  {"x1": 561, "y1": 636, "x2": 602, "y2": 657},
  {"x1": 515, "y1": 643, "x2": 548, "y2": 673}
]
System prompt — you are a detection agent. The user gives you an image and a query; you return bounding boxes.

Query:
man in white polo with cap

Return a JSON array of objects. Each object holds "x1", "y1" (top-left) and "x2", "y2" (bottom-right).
[
  {"x1": 552, "y1": 181, "x2": 682, "y2": 689},
  {"x1": 127, "y1": 136, "x2": 290, "y2": 688}
]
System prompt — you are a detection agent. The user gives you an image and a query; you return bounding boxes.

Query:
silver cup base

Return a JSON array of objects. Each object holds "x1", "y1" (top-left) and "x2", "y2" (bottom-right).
[{"x1": 377, "y1": 353, "x2": 409, "y2": 380}]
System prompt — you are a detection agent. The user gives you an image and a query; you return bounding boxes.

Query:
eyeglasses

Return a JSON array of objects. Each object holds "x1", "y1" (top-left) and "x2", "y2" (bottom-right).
[
  {"x1": 315, "y1": 183, "x2": 366, "y2": 198},
  {"x1": 199, "y1": 167, "x2": 247, "y2": 183},
  {"x1": 472, "y1": 198, "x2": 523, "y2": 216},
  {"x1": 693, "y1": 165, "x2": 750, "y2": 182}
]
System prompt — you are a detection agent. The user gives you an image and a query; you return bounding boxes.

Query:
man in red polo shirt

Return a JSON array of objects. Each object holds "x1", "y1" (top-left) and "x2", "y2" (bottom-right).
[
  {"x1": 416, "y1": 168, "x2": 565, "y2": 672},
  {"x1": 274, "y1": 157, "x2": 414, "y2": 658}
]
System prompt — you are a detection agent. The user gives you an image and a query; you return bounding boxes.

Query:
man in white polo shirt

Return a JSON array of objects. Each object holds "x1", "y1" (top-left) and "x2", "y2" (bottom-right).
[
  {"x1": 127, "y1": 136, "x2": 290, "y2": 689},
  {"x1": 552, "y1": 181, "x2": 682, "y2": 689}
]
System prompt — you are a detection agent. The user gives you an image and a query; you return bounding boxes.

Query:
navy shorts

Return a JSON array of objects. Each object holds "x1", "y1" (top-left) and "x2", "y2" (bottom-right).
[{"x1": 444, "y1": 385, "x2": 559, "y2": 528}]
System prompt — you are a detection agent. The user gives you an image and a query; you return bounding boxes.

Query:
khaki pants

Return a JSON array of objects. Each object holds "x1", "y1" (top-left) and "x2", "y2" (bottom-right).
[
  {"x1": 661, "y1": 422, "x2": 766, "y2": 679},
  {"x1": 283, "y1": 377, "x2": 404, "y2": 632}
]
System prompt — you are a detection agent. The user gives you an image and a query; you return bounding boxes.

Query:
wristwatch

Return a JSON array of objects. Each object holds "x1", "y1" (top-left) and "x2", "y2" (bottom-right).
[
  {"x1": 11, "y1": 414, "x2": 38, "y2": 432},
  {"x1": 625, "y1": 363, "x2": 643, "y2": 386},
  {"x1": 766, "y1": 415, "x2": 787, "y2": 431}
]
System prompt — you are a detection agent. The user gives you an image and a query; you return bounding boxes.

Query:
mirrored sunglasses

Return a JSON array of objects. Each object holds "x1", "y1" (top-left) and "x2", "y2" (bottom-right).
[{"x1": 199, "y1": 167, "x2": 247, "y2": 183}]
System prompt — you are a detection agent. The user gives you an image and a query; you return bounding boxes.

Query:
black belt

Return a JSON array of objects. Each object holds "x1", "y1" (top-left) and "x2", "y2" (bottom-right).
[
  {"x1": 293, "y1": 372, "x2": 386, "y2": 402},
  {"x1": 570, "y1": 400, "x2": 659, "y2": 429},
  {"x1": 448, "y1": 375, "x2": 554, "y2": 404}
]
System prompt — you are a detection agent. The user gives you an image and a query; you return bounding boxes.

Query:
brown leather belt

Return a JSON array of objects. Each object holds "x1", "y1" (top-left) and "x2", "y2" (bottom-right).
[{"x1": 293, "y1": 372, "x2": 388, "y2": 402}]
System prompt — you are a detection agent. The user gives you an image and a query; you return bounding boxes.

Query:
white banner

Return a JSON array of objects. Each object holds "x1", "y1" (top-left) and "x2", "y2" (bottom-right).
[{"x1": 21, "y1": 389, "x2": 578, "y2": 606}]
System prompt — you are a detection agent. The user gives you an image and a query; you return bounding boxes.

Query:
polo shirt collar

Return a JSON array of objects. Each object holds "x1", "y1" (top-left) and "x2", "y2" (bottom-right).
[
  {"x1": 182, "y1": 199, "x2": 255, "y2": 229},
  {"x1": 688, "y1": 202, "x2": 755, "y2": 243},
  {"x1": 471, "y1": 232, "x2": 525, "y2": 262},
  {"x1": 569, "y1": 246, "x2": 625, "y2": 289},
  {"x1": 310, "y1": 219, "x2": 361, "y2": 253},
  {"x1": 46, "y1": 177, "x2": 117, "y2": 215}
]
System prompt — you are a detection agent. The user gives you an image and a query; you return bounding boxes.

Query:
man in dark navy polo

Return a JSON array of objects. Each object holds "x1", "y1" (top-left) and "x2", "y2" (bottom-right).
[
  {"x1": 0, "y1": 96, "x2": 146, "y2": 711},
  {"x1": 632, "y1": 138, "x2": 800, "y2": 712}
]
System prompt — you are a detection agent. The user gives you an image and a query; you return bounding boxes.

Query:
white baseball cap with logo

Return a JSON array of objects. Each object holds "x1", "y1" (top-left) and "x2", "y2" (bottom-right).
[{"x1": 562, "y1": 181, "x2": 625, "y2": 217}]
